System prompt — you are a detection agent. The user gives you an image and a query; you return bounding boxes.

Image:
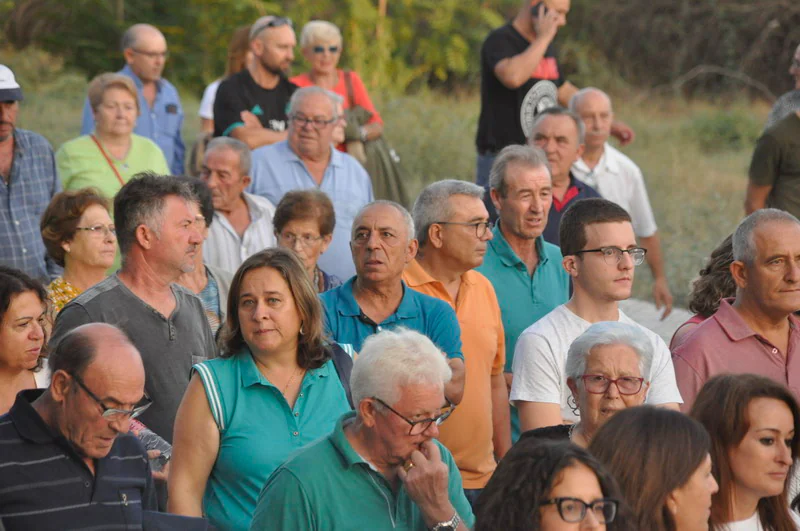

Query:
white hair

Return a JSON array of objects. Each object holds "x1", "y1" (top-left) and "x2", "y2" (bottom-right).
[
  {"x1": 351, "y1": 200, "x2": 415, "y2": 243},
  {"x1": 568, "y1": 86, "x2": 612, "y2": 113},
  {"x1": 350, "y1": 328, "x2": 452, "y2": 407},
  {"x1": 411, "y1": 179, "x2": 484, "y2": 246},
  {"x1": 732, "y1": 208, "x2": 800, "y2": 266},
  {"x1": 287, "y1": 86, "x2": 341, "y2": 117},
  {"x1": 565, "y1": 321, "x2": 653, "y2": 382},
  {"x1": 300, "y1": 20, "x2": 342, "y2": 49}
]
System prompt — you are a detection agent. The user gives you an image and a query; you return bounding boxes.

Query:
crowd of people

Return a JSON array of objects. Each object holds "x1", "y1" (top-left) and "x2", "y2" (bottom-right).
[{"x1": 1, "y1": 0, "x2": 800, "y2": 529}]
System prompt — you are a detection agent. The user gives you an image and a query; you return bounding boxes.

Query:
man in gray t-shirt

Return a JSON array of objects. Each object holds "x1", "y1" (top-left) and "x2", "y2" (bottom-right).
[{"x1": 51, "y1": 174, "x2": 216, "y2": 443}]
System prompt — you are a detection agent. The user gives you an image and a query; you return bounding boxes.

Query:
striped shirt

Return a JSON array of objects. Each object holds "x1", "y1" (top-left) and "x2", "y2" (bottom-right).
[
  {"x1": 0, "y1": 129, "x2": 62, "y2": 283},
  {"x1": 0, "y1": 390, "x2": 157, "y2": 530}
]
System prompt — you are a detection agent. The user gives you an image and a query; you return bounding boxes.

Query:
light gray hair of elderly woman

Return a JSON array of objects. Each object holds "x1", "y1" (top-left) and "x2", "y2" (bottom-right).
[
  {"x1": 565, "y1": 321, "x2": 654, "y2": 384},
  {"x1": 350, "y1": 327, "x2": 452, "y2": 407},
  {"x1": 411, "y1": 179, "x2": 484, "y2": 247},
  {"x1": 351, "y1": 200, "x2": 415, "y2": 243},
  {"x1": 300, "y1": 20, "x2": 343, "y2": 49}
]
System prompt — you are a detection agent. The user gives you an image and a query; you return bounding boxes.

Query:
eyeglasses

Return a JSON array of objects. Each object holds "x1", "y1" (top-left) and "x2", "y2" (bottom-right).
[
  {"x1": 580, "y1": 375, "x2": 645, "y2": 395},
  {"x1": 541, "y1": 497, "x2": 618, "y2": 524},
  {"x1": 279, "y1": 232, "x2": 324, "y2": 248},
  {"x1": 250, "y1": 16, "x2": 293, "y2": 40},
  {"x1": 372, "y1": 397, "x2": 455, "y2": 436},
  {"x1": 131, "y1": 49, "x2": 169, "y2": 60},
  {"x1": 434, "y1": 221, "x2": 493, "y2": 239},
  {"x1": 72, "y1": 374, "x2": 152, "y2": 421},
  {"x1": 289, "y1": 114, "x2": 338, "y2": 130},
  {"x1": 312, "y1": 45, "x2": 340, "y2": 54},
  {"x1": 574, "y1": 246, "x2": 647, "y2": 266},
  {"x1": 75, "y1": 224, "x2": 116, "y2": 238}
]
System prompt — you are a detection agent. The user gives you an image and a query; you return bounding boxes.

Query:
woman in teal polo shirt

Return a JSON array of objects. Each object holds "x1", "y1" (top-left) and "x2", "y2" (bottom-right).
[{"x1": 168, "y1": 248, "x2": 352, "y2": 531}]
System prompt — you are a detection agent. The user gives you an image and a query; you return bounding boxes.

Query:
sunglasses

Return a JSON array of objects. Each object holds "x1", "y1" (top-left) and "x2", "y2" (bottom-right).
[
  {"x1": 312, "y1": 45, "x2": 340, "y2": 54},
  {"x1": 250, "y1": 16, "x2": 293, "y2": 40}
]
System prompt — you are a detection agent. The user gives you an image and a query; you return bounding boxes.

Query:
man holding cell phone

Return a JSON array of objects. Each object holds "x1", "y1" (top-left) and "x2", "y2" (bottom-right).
[{"x1": 475, "y1": 0, "x2": 634, "y2": 222}]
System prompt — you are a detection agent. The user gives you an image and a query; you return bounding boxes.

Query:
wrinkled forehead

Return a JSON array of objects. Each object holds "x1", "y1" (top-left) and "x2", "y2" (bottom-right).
[
  {"x1": 751, "y1": 220, "x2": 800, "y2": 256},
  {"x1": 354, "y1": 204, "x2": 406, "y2": 232}
]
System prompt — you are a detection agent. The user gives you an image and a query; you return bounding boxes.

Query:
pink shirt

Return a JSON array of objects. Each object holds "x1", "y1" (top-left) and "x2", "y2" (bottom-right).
[{"x1": 672, "y1": 298, "x2": 800, "y2": 412}]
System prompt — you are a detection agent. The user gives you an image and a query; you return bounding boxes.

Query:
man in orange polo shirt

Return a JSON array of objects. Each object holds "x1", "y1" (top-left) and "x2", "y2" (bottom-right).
[{"x1": 403, "y1": 179, "x2": 511, "y2": 506}]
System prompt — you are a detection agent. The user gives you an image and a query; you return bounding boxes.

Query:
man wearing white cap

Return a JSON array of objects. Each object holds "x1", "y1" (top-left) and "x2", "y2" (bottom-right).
[{"x1": 0, "y1": 65, "x2": 62, "y2": 282}]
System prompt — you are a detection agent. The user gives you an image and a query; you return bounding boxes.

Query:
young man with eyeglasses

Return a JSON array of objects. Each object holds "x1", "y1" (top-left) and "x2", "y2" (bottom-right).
[
  {"x1": 250, "y1": 86, "x2": 373, "y2": 280},
  {"x1": 80, "y1": 24, "x2": 185, "y2": 175},
  {"x1": 510, "y1": 197, "x2": 682, "y2": 433},
  {"x1": 213, "y1": 15, "x2": 298, "y2": 149},
  {"x1": 403, "y1": 179, "x2": 510, "y2": 507},
  {"x1": 0, "y1": 323, "x2": 160, "y2": 529}
]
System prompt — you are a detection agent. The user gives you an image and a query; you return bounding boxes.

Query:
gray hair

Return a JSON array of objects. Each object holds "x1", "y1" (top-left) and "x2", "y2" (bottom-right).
[
  {"x1": 121, "y1": 24, "x2": 163, "y2": 52},
  {"x1": 733, "y1": 208, "x2": 800, "y2": 265},
  {"x1": 530, "y1": 106, "x2": 586, "y2": 145},
  {"x1": 489, "y1": 144, "x2": 551, "y2": 198},
  {"x1": 287, "y1": 86, "x2": 341, "y2": 117},
  {"x1": 568, "y1": 87, "x2": 612, "y2": 114},
  {"x1": 300, "y1": 20, "x2": 342, "y2": 49},
  {"x1": 352, "y1": 200, "x2": 415, "y2": 242},
  {"x1": 412, "y1": 180, "x2": 484, "y2": 246},
  {"x1": 351, "y1": 327, "x2": 452, "y2": 407},
  {"x1": 565, "y1": 321, "x2": 653, "y2": 383},
  {"x1": 205, "y1": 136, "x2": 252, "y2": 175}
]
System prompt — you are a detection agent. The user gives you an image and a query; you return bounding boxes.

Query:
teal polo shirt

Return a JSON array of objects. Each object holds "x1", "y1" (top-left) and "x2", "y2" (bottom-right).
[
  {"x1": 476, "y1": 225, "x2": 569, "y2": 440},
  {"x1": 193, "y1": 350, "x2": 351, "y2": 531},
  {"x1": 320, "y1": 277, "x2": 463, "y2": 360},
  {"x1": 249, "y1": 412, "x2": 475, "y2": 530}
]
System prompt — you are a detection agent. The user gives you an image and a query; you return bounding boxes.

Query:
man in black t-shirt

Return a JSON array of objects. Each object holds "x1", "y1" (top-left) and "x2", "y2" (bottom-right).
[
  {"x1": 213, "y1": 15, "x2": 298, "y2": 148},
  {"x1": 476, "y1": 0, "x2": 633, "y2": 221}
]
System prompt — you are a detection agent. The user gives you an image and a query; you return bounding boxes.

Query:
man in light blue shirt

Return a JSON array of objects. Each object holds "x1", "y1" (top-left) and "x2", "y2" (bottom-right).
[
  {"x1": 249, "y1": 87, "x2": 373, "y2": 280},
  {"x1": 80, "y1": 24, "x2": 185, "y2": 175}
]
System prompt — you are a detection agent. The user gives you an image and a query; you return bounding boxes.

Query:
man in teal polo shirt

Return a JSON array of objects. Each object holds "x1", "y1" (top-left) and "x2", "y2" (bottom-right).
[
  {"x1": 320, "y1": 200, "x2": 465, "y2": 404},
  {"x1": 476, "y1": 144, "x2": 569, "y2": 441},
  {"x1": 249, "y1": 328, "x2": 473, "y2": 530}
]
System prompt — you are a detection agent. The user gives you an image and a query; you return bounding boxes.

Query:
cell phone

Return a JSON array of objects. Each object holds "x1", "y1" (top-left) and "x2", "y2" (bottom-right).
[{"x1": 531, "y1": 1, "x2": 548, "y2": 18}]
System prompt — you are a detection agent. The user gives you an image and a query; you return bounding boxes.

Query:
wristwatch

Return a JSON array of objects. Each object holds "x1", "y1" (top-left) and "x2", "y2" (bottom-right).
[{"x1": 431, "y1": 512, "x2": 461, "y2": 531}]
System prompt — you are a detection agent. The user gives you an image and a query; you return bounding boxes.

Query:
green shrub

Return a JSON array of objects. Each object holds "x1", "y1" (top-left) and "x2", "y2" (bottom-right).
[{"x1": 684, "y1": 109, "x2": 762, "y2": 153}]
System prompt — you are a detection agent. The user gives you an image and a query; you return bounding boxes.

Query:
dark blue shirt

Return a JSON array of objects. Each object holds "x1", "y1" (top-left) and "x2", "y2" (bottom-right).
[{"x1": 0, "y1": 390, "x2": 157, "y2": 530}]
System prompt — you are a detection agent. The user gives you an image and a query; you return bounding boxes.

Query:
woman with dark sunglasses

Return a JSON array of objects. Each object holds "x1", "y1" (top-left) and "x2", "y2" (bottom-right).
[{"x1": 475, "y1": 438, "x2": 632, "y2": 530}]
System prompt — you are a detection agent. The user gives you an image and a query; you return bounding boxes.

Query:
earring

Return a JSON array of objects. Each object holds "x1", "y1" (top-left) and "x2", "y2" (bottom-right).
[
  {"x1": 299, "y1": 324, "x2": 305, "y2": 336},
  {"x1": 567, "y1": 394, "x2": 579, "y2": 416}
]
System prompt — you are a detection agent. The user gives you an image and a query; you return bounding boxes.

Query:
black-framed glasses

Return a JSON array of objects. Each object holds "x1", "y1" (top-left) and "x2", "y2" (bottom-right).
[
  {"x1": 289, "y1": 114, "x2": 338, "y2": 130},
  {"x1": 131, "y1": 49, "x2": 169, "y2": 60},
  {"x1": 250, "y1": 16, "x2": 293, "y2": 39},
  {"x1": 72, "y1": 374, "x2": 152, "y2": 421},
  {"x1": 278, "y1": 232, "x2": 324, "y2": 248},
  {"x1": 434, "y1": 221, "x2": 493, "y2": 239},
  {"x1": 574, "y1": 246, "x2": 647, "y2": 266},
  {"x1": 541, "y1": 497, "x2": 618, "y2": 524},
  {"x1": 372, "y1": 397, "x2": 455, "y2": 436},
  {"x1": 75, "y1": 224, "x2": 116, "y2": 238},
  {"x1": 580, "y1": 375, "x2": 645, "y2": 395},
  {"x1": 313, "y1": 45, "x2": 340, "y2": 54}
]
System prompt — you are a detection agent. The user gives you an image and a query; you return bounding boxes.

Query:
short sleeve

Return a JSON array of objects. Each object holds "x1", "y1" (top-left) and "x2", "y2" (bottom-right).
[
  {"x1": 428, "y1": 301, "x2": 464, "y2": 361},
  {"x1": 483, "y1": 30, "x2": 518, "y2": 72},
  {"x1": 213, "y1": 78, "x2": 246, "y2": 137},
  {"x1": 198, "y1": 81, "x2": 219, "y2": 120},
  {"x1": 56, "y1": 145, "x2": 77, "y2": 191},
  {"x1": 671, "y1": 348, "x2": 706, "y2": 413},
  {"x1": 509, "y1": 332, "x2": 563, "y2": 405},
  {"x1": 627, "y1": 167, "x2": 658, "y2": 238},
  {"x1": 249, "y1": 469, "x2": 316, "y2": 531},
  {"x1": 749, "y1": 133, "x2": 781, "y2": 187},
  {"x1": 644, "y1": 336, "x2": 684, "y2": 407}
]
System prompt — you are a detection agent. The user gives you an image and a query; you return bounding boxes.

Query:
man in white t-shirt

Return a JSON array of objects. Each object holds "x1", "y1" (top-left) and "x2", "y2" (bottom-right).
[
  {"x1": 569, "y1": 87, "x2": 673, "y2": 320},
  {"x1": 510, "y1": 197, "x2": 681, "y2": 432}
]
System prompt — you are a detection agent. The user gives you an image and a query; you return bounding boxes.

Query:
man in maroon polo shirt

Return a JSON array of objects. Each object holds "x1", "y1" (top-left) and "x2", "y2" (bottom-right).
[{"x1": 672, "y1": 208, "x2": 800, "y2": 411}]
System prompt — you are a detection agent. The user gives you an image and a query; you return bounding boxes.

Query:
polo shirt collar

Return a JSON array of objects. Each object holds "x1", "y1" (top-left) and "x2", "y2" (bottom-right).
[
  {"x1": 239, "y1": 346, "x2": 331, "y2": 389},
  {"x1": 329, "y1": 411, "x2": 368, "y2": 469},
  {"x1": 715, "y1": 298, "x2": 800, "y2": 342},
  {"x1": 242, "y1": 192, "x2": 267, "y2": 222},
  {"x1": 489, "y1": 222, "x2": 549, "y2": 268},
  {"x1": 404, "y1": 259, "x2": 474, "y2": 289},
  {"x1": 9, "y1": 389, "x2": 58, "y2": 444},
  {"x1": 336, "y1": 277, "x2": 419, "y2": 320}
]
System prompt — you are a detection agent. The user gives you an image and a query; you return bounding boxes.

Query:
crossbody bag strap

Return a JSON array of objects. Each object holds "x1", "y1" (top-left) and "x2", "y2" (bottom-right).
[{"x1": 90, "y1": 134, "x2": 126, "y2": 187}]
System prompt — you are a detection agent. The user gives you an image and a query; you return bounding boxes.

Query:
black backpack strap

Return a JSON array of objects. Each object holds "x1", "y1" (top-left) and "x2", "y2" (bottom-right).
[{"x1": 329, "y1": 342, "x2": 355, "y2": 409}]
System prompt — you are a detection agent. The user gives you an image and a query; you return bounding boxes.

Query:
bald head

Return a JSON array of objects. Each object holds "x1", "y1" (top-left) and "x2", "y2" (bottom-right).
[
  {"x1": 569, "y1": 87, "x2": 613, "y2": 150},
  {"x1": 50, "y1": 323, "x2": 144, "y2": 383},
  {"x1": 122, "y1": 24, "x2": 168, "y2": 82}
]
